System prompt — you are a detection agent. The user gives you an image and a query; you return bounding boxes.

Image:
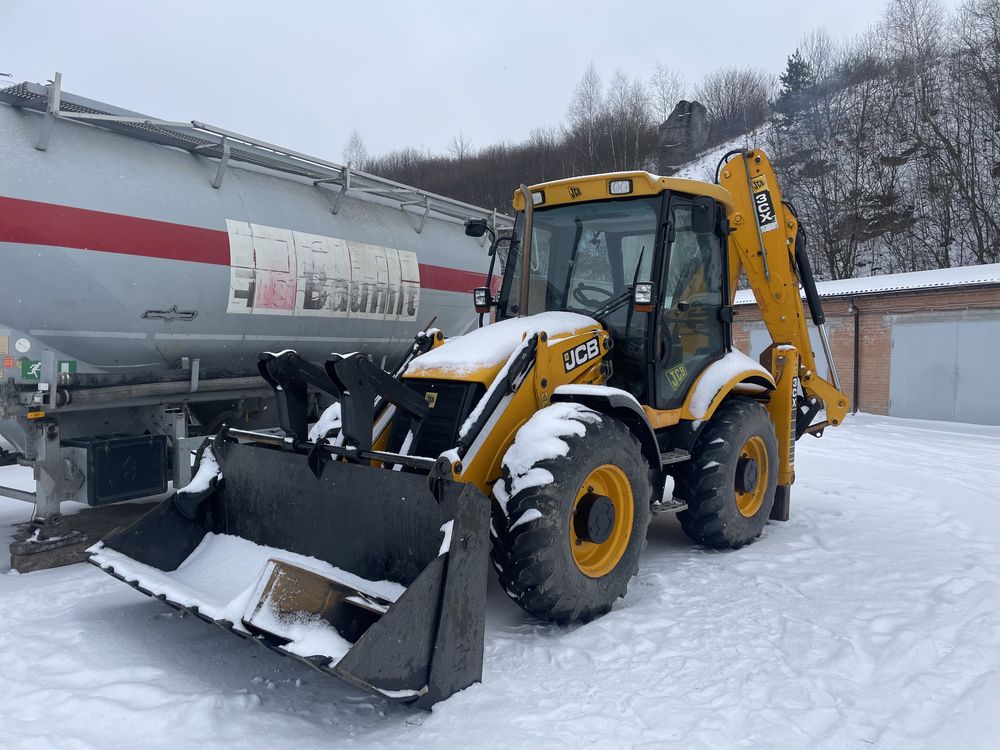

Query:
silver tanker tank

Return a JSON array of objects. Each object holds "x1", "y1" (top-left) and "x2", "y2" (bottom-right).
[
  {"x1": 0, "y1": 76, "x2": 508, "y2": 571},
  {"x1": 0, "y1": 79, "x2": 502, "y2": 374}
]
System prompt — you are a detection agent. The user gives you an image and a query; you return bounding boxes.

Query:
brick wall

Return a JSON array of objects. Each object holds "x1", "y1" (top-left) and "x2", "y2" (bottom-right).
[{"x1": 731, "y1": 285, "x2": 1000, "y2": 416}]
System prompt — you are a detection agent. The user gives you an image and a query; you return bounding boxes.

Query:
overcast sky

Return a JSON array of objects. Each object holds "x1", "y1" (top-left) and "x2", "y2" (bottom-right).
[{"x1": 2, "y1": 0, "x2": 965, "y2": 162}]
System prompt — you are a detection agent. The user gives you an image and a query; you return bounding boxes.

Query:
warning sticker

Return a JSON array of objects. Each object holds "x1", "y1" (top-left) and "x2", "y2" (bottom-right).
[
  {"x1": 2, "y1": 356, "x2": 14, "y2": 369},
  {"x1": 18, "y1": 360, "x2": 76, "y2": 380},
  {"x1": 750, "y1": 174, "x2": 779, "y2": 233},
  {"x1": 20, "y1": 360, "x2": 41, "y2": 380},
  {"x1": 225, "y1": 220, "x2": 420, "y2": 322}
]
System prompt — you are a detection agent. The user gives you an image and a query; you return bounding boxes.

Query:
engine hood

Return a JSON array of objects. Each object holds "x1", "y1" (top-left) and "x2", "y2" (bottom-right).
[{"x1": 405, "y1": 312, "x2": 601, "y2": 382}]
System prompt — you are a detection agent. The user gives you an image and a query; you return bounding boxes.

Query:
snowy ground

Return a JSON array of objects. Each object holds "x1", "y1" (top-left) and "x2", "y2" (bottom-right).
[{"x1": 1, "y1": 413, "x2": 998, "y2": 749}]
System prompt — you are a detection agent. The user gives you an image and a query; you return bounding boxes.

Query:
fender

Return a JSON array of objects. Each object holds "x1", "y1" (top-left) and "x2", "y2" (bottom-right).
[
  {"x1": 681, "y1": 350, "x2": 776, "y2": 424},
  {"x1": 551, "y1": 384, "x2": 659, "y2": 470}
]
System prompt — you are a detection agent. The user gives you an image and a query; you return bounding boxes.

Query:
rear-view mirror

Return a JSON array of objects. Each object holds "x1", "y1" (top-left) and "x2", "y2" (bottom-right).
[
  {"x1": 691, "y1": 196, "x2": 717, "y2": 235},
  {"x1": 464, "y1": 218, "x2": 489, "y2": 238}
]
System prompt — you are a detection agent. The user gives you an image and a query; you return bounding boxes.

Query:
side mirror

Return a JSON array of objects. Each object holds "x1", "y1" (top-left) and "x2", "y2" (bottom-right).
[
  {"x1": 464, "y1": 218, "x2": 489, "y2": 238},
  {"x1": 473, "y1": 287, "x2": 493, "y2": 314},
  {"x1": 691, "y1": 196, "x2": 717, "y2": 235},
  {"x1": 632, "y1": 282, "x2": 655, "y2": 313}
]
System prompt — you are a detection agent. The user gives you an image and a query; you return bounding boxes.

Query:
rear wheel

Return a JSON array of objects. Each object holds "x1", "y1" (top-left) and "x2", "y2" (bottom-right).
[
  {"x1": 491, "y1": 407, "x2": 651, "y2": 623},
  {"x1": 675, "y1": 397, "x2": 778, "y2": 549}
]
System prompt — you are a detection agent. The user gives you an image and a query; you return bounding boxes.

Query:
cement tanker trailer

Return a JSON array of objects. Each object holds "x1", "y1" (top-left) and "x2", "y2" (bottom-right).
[{"x1": 0, "y1": 75, "x2": 508, "y2": 570}]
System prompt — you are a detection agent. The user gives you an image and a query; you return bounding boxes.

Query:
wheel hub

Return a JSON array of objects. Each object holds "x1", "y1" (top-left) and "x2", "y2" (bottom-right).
[
  {"x1": 570, "y1": 464, "x2": 634, "y2": 578},
  {"x1": 735, "y1": 456, "x2": 759, "y2": 493},
  {"x1": 573, "y1": 492, "x2": 616, "y2": 544},
  {"x1": 734, "y1": 435, "x2": 769, "y2": 517}
]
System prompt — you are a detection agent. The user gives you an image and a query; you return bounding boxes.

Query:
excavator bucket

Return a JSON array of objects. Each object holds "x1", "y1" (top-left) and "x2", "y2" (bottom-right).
[{"x1": 89, "y1": 352, "x2": 491, "y2": 708}]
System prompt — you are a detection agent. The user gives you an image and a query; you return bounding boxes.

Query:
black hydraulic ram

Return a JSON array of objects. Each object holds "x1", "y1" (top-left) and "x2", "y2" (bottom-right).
[{"x1": 785, "y1": 202, "x2": 842, "y2": 393}]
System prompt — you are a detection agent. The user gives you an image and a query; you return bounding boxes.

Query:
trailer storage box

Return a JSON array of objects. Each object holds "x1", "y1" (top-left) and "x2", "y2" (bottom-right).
[{"x1": 62, "y1": 435, "x2": 168, "y2": 506}]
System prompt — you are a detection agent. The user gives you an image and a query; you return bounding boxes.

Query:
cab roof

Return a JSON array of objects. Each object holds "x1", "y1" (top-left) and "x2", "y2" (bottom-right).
[{"x1": 511, "y1": 171, "x2": 735, "y2": 213}]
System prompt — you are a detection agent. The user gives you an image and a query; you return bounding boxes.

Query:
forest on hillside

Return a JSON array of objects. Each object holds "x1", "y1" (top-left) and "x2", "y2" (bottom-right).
[{"x1": 348, "y1": 0, "x2": 1000, "y2": 281}]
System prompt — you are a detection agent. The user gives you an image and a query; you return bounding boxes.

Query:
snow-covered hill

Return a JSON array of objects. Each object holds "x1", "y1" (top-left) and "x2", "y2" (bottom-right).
[
  {"x1": 1, "y1": 414, "x2": 998, "y2": 748},
  {"x1": 670, "y1": 135, "x2": 761, "y2": 183}
]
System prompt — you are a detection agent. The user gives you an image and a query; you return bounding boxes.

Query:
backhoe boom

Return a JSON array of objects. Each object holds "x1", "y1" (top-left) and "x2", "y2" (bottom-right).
[{"x1": 718, "y1": 150, "x2": 849, "y2": 433}]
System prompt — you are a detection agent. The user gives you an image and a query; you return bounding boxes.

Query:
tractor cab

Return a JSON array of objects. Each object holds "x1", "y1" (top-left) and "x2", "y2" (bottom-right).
[{"x1": 492, "y1": 173, "x2": 734, "y2": 411}]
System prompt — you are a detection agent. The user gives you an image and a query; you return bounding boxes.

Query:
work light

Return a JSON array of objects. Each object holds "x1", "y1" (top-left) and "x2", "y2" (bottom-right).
[
  {"x1": 608, "y1": 179, "x2": 633, "y2": 195},
  {"x1": 632, "y1": 281, "x2": 654, "y2": 313},
  {"x1": 473, "y1": 286, "x2": 492, "y2": 313}
]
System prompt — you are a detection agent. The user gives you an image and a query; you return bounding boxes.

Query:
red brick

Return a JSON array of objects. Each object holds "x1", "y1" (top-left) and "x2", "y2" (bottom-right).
[{"x1": 731, "y1": 285, "x2": 1000, "y2": 416}]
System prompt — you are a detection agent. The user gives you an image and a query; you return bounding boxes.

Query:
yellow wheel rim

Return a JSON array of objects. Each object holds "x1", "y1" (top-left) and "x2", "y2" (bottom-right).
[
  {"x1": 735, "y1": 435, "x2": 769, "y2": 517},
  {"x1": 570, "y1": 464, "x2": 633, "y2": 578}
]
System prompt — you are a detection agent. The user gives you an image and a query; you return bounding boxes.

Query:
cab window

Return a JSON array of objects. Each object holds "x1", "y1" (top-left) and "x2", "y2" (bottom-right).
[{"x1": 656, "y1": 202, "x2": 726, "y2": 407}]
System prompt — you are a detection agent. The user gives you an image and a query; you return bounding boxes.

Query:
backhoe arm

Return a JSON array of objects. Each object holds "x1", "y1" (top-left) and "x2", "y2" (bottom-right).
[{"x1": 718, "y1": 149, "x2": 849, "y2": 434}]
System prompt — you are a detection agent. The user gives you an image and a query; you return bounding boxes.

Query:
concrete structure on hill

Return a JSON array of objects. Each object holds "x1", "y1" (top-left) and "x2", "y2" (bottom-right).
[{"x1": 657, "y1": 101, "x2": 710, "y2": 175}]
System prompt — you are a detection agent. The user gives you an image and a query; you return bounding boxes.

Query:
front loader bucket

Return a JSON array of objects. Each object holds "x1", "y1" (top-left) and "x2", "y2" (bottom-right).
[{"x1": 89, "y1": 437, "x2": 491, "y2": 707}]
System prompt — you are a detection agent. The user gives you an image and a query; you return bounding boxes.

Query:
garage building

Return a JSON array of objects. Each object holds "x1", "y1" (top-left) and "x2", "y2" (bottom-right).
[{"x1": 732, "y1": 263, "x2": 1000, "y2": 425}]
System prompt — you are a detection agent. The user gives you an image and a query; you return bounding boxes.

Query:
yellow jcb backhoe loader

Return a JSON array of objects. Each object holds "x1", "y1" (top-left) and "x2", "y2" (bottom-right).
[{"x1": 91, "y1": 149, "x2": 849, "y2": 707}]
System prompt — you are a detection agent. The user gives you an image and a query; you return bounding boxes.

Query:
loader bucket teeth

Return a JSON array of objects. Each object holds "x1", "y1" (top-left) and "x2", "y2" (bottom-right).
[{"x1": 90, "y1": 437, "x2": 491, "y2": 706}]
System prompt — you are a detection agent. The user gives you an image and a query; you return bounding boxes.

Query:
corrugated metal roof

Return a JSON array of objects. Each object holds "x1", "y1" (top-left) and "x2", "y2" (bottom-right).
[{"x1": 733, "y1": 263, "x2": 1000, "y2": 305}]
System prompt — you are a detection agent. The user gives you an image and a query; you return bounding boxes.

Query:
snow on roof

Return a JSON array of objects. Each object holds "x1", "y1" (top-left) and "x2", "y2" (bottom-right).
[{"x1": 733, "y1": 263, "x2": 1000, "y2": 305}]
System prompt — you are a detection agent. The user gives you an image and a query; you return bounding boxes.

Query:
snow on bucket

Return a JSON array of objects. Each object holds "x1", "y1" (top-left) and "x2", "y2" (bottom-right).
[{"x1": 89, "y1": 436, "x2": 490, "y2": 707}]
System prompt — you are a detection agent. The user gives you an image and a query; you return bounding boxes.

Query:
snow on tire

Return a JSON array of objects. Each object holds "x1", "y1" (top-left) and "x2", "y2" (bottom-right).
[{"x1": 491, "y1": 403, "x2": 651, "y2": 624}]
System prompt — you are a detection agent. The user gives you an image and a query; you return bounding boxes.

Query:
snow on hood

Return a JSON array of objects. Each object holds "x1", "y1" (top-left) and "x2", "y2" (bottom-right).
[{"x1": 405, "y1": 312, "x2": 599, "y2": 376}]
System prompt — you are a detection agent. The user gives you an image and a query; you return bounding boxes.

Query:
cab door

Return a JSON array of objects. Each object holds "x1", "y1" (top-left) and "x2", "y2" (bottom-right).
[{"x1": 654, "y1": 199, "x2": 728, "y2": 409}]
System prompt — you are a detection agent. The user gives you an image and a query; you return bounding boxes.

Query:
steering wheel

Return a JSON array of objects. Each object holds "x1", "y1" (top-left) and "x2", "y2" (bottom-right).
[{"x1": 572, "y1": 283, "x2": 616, "y2": 307}]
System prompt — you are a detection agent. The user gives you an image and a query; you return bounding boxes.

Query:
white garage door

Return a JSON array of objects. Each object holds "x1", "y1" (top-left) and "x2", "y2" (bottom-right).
[
  {"x1": 889, "y1": 318, "x2": 1000, "y2": 425},
  {"x1": 748, "y1": 326, "x2": 830, "y2": 380}
]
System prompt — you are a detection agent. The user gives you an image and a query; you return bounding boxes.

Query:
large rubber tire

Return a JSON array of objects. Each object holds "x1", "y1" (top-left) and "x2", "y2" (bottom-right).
[
  {"x1": 492, "y1": 408, "x2": 652, "y2": 624},
  {"x1": 675, "y1": 397, "x2": 778, "y2": 549}
]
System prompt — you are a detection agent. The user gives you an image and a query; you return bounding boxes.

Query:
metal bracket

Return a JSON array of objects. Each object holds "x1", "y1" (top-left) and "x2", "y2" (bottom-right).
[
  {"x1": 35, "y1": 72, "x2": 61, "y2": 151},
  {"x1": 212, "y1": 137, "x2": 230, "y2": 189},
  {"x1": 402, "y1": 196, "x2": 431, "y2": 233},
  {"x1": 40, "y1": 349, "x2": 57, "y2": 412},
  {"x1": 189, "y1": 358, "x2": 201, "y2": 393},
  {"x1": 316, "y1": 164, "x2": 352, "y2": 215},
  {"x1": 325, "y1": 354, "x2": 428, "y2": 455}
]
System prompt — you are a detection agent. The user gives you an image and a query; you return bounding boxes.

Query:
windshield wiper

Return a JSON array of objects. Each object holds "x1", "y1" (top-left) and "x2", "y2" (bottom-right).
[
  {"x1": 589, "y1": 244, "x2": 646, "y2": 322},
  {"x1": 588, "y1": 288, "x2": 633, "y2": 321}
]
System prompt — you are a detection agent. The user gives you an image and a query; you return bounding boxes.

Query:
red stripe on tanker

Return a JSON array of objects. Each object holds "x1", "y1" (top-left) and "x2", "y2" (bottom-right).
[{"x1": 0, "y1": 196, "x2": 486, "y2": 313}]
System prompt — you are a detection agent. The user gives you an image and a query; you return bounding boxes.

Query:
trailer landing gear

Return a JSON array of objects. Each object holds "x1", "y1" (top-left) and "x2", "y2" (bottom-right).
[{"x1": 9, "y1": 504, "x2": 157, "y2": 573}]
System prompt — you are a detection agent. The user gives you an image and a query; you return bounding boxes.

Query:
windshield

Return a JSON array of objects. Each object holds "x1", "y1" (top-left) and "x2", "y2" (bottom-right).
[{"x1": 500, "y1": 196, "x2": 659, "y2": 318}]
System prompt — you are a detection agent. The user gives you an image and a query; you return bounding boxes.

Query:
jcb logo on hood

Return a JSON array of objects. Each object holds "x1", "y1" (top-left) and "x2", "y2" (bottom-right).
[{"x1": 563, "y1": 337, "x2": 601, "y2": 372}]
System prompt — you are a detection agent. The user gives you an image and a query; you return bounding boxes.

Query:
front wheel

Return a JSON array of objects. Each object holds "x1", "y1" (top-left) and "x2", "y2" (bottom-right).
[
  {"x1": 491, "y1": 405, "x2": 652, "y2": 624},
  {"x1": 674, "y1": 397, "x2": 778, "y2": 549}
]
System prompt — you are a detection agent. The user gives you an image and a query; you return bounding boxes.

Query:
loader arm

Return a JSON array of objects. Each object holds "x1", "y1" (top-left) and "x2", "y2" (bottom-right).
[{"x1": 717, "y1": 150, "x2": 849, "y2": 434}]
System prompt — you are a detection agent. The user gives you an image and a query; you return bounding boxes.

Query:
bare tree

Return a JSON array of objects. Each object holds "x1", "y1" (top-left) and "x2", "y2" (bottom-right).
[
  {"x1": 604, "y1": 70, "x2": 655, "y2": 170},
  {"x1": 448, "y1": 132, "x2": 473, "y2": 161},
  {"x1": 696, "y1": 66, "x2": 776, "y2": 140},
  {"x1": 566, "y1": 62, "x2": 605, "y2": 172},
  {"x1": 364, "y1": 13, "x2": 999, "y2": 274},
  {"x1": 342, "y1": 130, "x2": 368, "y2": 168},
  {"x1": 648, "y1": 62, "x2": 685, "y2": 124}
]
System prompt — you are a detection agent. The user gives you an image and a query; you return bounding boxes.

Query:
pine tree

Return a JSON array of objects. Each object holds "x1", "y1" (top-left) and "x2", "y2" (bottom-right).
[{"x1": 774, "y1": 50, "x2": 815, "y2": 125}]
